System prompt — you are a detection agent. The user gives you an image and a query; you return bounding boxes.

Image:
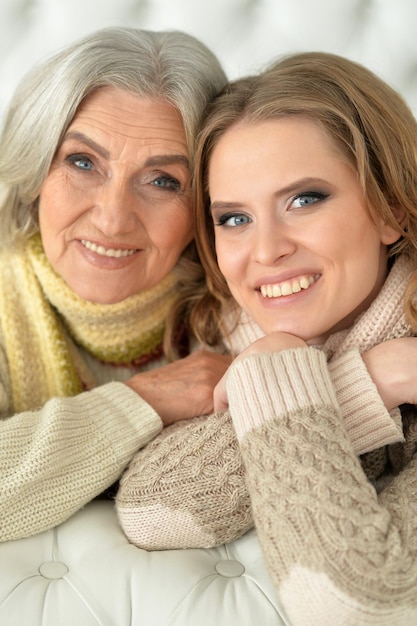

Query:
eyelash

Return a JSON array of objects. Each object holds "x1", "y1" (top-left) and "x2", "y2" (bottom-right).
[
  {"x1": 65, "y1": 152, "x2": 183, "y2": 194},
  {"x1": 66, "y1": 153, "x2": 94, "y2": 170},
  {"x1": 292, "y1": 191, "x2": 329, "y2": 208},
  {"x1": 150, "y1": 174, "x2": 181, "y2": 192},
  {"x1": 215, "y1": 213, "x2": 249, "y2": 227},
  {"x1": 214, "y1": 191, "x2": 329, "y2": 228}
]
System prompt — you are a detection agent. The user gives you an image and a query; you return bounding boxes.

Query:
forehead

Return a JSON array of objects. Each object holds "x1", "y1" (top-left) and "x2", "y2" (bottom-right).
[
  {"x1": 209, "y1": 117, "x2": 345, "y2": 176},
  {"x1": 67, "y1": 86, "x2": 187, "y2": 151},
  {"x1": 218, "y1": 117, "x2": 338, "y2": 152}
]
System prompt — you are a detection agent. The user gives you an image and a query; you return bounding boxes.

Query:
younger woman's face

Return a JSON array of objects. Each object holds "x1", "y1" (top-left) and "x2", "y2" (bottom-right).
[{"x1": 208, "y1": 117, "x2": 402, "y2": 344}]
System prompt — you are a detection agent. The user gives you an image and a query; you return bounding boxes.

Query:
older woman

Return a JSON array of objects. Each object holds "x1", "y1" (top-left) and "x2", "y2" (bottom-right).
[{"x1": 0, "y1": 26, "x2": 229, "y2": 542}]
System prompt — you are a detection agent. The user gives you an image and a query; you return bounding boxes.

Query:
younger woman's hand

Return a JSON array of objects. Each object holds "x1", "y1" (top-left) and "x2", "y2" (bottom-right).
[
  {"x1": 362, "y1": 337, "x2": 417, "y2": 410},
  {"x1": 236, "y1": 332, "x2": 307, "y2": 357},
  {"x1": 213, "y1": 332, "x2": 307, "y2": 411}
]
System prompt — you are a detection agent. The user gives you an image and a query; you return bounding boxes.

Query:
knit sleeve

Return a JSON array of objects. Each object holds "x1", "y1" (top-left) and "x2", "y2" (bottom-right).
[
  {"x1": 115, "y1": 346, "x2": 403, "y2": 551},
  {"x1": 226, "y1": 348, "x2": 417, "y2": 625},
  {"x1": 116, "y1": 409, "x2": 252, "y2": 549},
  {"x1": 0, "y1": 381, "x2": 162, "y2": 541},
  {"x1": 328, "y1": 346, "x2": 404, "y2": 454},
  {"x1": 226, "y1": 314, "x2": 403, "y2": 454}
]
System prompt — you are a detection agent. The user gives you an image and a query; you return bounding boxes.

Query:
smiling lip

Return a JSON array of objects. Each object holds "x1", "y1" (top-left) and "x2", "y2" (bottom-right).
[
  {"x1": 81, "y1": 239, "x2": 137, "y2": 258},
  {"x1": 259, "y1": 274, "x2": 319, "y2": 298}
]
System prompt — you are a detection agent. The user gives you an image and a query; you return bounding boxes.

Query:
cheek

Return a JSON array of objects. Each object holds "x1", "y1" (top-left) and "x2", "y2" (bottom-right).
[
  {"x1": 172, "y1": 224, "x2": 193, "y2": 253},
  {"x1": 215, "y1": 240, "x2": 243, "y2": 286},
  {"x1": 304, "y1": 212, "x2": 378, "y2": 260},
  {"x1": 155, "y1": 210, "x2": 193, "y2": 255},
  {"x1": 38, "y1": 197, "x2": 70, "y2": 244},
  {"x1": 38, "y1": 171, "x2": 78, "y2": 229},
  {"x1": 345, "y1": 218, "x2": 383, "y2": 263},
  {"x1": 38, "y1": 191, "x2": 59, "y2": 245}
]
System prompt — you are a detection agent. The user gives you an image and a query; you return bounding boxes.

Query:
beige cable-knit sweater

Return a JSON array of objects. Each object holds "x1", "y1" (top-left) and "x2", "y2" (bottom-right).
[{"x1": 117, "y1": 255, "x2": 417, "y2": 625}]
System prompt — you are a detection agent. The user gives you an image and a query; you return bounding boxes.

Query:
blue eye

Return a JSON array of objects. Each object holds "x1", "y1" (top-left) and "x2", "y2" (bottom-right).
[
  {"x1": 151, "y1": 176, "x2": 181, "y2": 191},
  {"x1": 292, "y1": 192, "x2": 328, "y2": 208},
  {"x1": 215, "y1": 213, "x2": 251, "y2": 227},
  {"x1": 67, "y1": 154, "x2": 94, "y2": 171}
]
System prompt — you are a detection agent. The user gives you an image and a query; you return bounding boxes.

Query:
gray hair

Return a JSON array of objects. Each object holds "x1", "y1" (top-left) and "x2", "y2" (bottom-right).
[{"x1": 0, "y1": 26, "x2": 227, "y2": 246}]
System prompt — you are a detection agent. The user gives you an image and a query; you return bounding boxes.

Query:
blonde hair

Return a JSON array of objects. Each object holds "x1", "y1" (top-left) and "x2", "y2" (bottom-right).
[{"x1": 192, "y1": 51, "x2": 417, "y2": 345}]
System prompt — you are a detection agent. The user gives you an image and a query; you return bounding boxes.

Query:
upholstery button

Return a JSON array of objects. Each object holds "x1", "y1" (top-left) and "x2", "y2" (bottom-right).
[
  {"x1": 215, "y1": 560, "x2": 245, "y2": 577},
  {"x1": 38, "y1": 561, "x2": 69, "y2": 579}
]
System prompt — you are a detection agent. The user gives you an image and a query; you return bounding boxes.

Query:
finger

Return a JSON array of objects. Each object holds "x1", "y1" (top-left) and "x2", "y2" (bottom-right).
[
  {"x1": 213, "y1": 378, "x2": 229, "y2": 412},
  {"x1": 214, "y1": 396, "x2": 229, "y2": 412}
]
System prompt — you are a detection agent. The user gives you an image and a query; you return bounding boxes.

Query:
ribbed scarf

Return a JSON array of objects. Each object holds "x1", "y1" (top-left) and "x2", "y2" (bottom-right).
[
  {"x1": 0, "y1": 234, "x2": 179, "y2": 412},
  {"x1": 322, "y1": 254, "x2": 414, "y2": 357},
  {"x1": 322, "y1": 254, "x2": 416, "y2": 479}
]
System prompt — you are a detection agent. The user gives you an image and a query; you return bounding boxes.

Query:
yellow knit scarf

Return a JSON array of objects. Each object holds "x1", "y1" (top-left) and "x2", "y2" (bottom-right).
[{"x1": 0, "y1": 234, "x2": 179, "y2": 412}]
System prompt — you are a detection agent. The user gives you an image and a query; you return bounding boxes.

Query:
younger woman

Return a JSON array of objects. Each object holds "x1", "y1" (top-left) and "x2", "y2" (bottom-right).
[{"x1": 118, "y1": 52, "x2": 417, "y2": 624}]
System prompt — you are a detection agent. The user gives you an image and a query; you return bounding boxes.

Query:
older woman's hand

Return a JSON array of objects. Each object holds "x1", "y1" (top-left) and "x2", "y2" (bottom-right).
[{"x1": 125, "y1": 350, "x2": 232, "y2": 425}]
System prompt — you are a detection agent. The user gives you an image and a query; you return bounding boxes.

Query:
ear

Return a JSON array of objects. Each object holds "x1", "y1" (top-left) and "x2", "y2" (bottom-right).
[{"x1": 379, "y1": 205, "x2": 406, "y2": 245}]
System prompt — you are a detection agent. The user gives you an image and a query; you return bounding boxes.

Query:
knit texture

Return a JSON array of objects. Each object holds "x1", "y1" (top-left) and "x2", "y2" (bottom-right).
[
  {"x1": 116, "y1": 251, "x2": 417, "y2": 598},
  {"x1": 0, "y1": 234, "x2": 178, "y2": 412},
  {"x1": 223, "y1": 255, "x2": 417, "y2": 624},
  {"x1": 239, "y1": 405, "x2": 417, "y2": 625},
  {"x1": 1, "y1": 381, "x2": 163, "y2": 541},
  {"x1": 229, "y1": 348, "x2": 417, "y2": 624},
  {"x1": 226, "y1": 255, "x2": 411, "y2": 455},
  {"x1": 118, "y1": 411, "x2": 253, "y2": 548},
  {"x1": 0, "y1": 234, "x2": 185, "y2": 540}
]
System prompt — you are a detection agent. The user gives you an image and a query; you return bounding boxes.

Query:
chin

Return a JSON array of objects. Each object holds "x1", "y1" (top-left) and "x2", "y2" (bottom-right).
[
  {"x1": 69, "y1": 282, "x2": 131, "y2": 305},
  {"x1": 87, "y1": 295, "x2": 126, "y2": 305}
]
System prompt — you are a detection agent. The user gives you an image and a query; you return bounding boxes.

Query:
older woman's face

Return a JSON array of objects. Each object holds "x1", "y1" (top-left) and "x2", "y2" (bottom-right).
[{"x1": 38, "y1": 87, "x2": 192, "y2": 303}]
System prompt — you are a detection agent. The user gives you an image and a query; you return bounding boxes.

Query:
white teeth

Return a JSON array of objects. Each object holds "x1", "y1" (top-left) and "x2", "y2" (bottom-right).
[
  {"x1": 281, "y1": 282, "x2": 293, "y2": 296},
  {"x1": 260, "y1": 275, "x2": 318, "y2": 299},
  {"x1": 81, "y1": 240, "x2": 136, "y2": 258}
]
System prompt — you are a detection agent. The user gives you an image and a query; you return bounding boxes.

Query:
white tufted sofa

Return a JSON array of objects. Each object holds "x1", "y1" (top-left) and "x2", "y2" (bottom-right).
[
  {"x1": 1, "y1": 1, "x2": 417, "y2": 624},
  {"x1": 0, "y1": 502, "x2": 285, "y2": 625}
]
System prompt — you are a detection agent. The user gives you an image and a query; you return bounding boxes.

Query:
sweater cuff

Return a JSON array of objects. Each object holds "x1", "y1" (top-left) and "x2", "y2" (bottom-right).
[
  {"x1": 226, "y1": 348, "x2": 338, "y2": 441},
  {"x1": 87, "y1": 382, "x2": 163, "y2": 465},
  {"x1": 328, "y1": 347, "x2": 404, "y2": 455}
]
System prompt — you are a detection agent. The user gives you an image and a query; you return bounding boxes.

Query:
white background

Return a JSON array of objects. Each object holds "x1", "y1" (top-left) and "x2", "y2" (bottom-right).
[{"x1": 0, "y1": 0, "x2": 417, "y2": 120}]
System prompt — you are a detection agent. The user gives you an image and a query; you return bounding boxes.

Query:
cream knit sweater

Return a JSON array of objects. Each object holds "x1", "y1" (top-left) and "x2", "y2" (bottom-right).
[
  {"x1": 0, "y1": 365, "x2": 163, "y2": 542},
  {"x1": 0, "y1": 237, "x2": 178, "y2": 542},
  {"x1": 117, "y1": 255, "x2": 417, "y2": 625}
]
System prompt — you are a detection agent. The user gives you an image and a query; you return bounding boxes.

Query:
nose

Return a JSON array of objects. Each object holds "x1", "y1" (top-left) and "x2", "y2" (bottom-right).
[
  {"x1": 91, "y1": 175, "x2": 139, "y2": 237},
  {"x1": 252, "y1": 218, "x2": 296, "y2": 266}
]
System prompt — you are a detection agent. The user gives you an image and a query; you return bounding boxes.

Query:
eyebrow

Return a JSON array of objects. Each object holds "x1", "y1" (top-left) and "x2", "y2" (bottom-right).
[
  {"x1": 144, "y1": 154, "x2": 190, "y2": 169},
  {"x1": 64, "y1": 131, "x2": 110, "y2": 159},
  {"x1": 210, "y1": 200, "x2": 244, "y2": 213},
  {"x1": 63, "y1": 131, "x2": 189, "y2": 169},
  {"x1": 209, "y1": 176, "x2": 329, "y2": 212}
]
